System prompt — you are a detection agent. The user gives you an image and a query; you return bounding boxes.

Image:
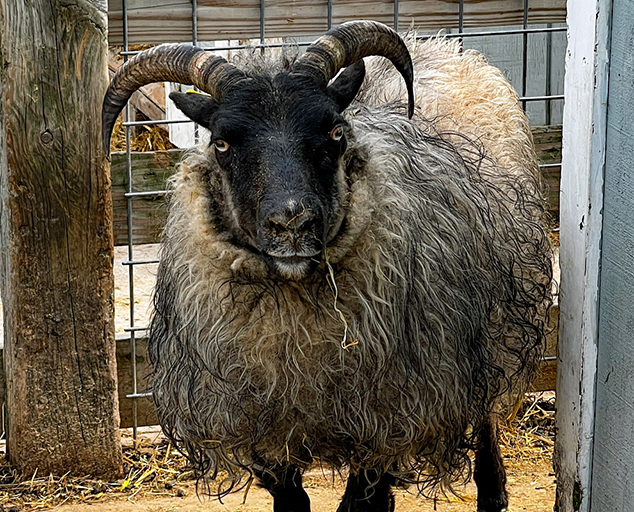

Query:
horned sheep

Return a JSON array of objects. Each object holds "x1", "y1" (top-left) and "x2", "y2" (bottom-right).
[{"x1": 102, "y1": 21, "x2": 552, "y2": 512}]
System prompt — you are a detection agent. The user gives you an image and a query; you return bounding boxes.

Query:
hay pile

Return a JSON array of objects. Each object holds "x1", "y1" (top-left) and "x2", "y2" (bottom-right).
[
  {"x1": 109, "y1": 113, "x2": 177, "y2": 154},
  {"x1": 0, "y1": 431, "x2": 194, "y2": 510},
  {"x1": 500, "y1": 392, "x2": 556, "y2": 462}
]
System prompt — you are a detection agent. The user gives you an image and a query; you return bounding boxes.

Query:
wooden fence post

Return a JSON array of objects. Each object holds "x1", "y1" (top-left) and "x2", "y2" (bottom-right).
[
  {"x1": 0, "y1": 0, "x2": 122, "y2": 477},
  {"x1": 554, "y1": 0, "x2": 611, "y2": 509},
  {"x1": 588, "y1": 0, "x2": 634, "y2": 507}
]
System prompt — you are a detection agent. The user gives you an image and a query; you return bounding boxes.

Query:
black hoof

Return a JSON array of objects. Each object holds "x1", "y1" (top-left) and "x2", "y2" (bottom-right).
[
  {"x1": 337, "y1": 470, "x2": 395, "y2": 512},
  {"x1": 477, "y1": 495, "x2": 508, "y2": 512}
]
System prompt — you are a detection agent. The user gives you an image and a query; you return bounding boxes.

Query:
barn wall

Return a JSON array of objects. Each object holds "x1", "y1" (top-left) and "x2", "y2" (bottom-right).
[
  {"x1": 590, "y1": 1, "x2": 634, "y2": 508},
  {"x1": 107, "y1": 0, "x2": 566, "y2": 45}
]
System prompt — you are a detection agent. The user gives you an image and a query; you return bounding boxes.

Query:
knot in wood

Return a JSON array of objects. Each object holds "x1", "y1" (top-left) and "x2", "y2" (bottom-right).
[{"x1": 40, "y1": 129, "x2": 53, "y2": 145}]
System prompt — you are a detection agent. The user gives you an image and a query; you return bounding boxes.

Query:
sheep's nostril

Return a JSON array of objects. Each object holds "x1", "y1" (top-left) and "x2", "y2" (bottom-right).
[
  {"x1": 265, "y1": 201, "x2": 318, "y2": 236},
  {"x1": 291, "y1": 213, "x2": 316, "y2": 233},
  {"x1": 266, "y1": 211, "x2": 316, "y2": 236}
]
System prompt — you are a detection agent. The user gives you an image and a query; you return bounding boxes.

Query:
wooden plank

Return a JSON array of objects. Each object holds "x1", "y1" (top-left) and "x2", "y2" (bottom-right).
[
  {"x1": 531, "y1": 359, "x2": 556, "y2": 393},
  {"x1": 544, "y1": 303, "x2": 559, "y2": 360},
  {"x1": 534, "y1": 125, "x2": 562, "y2": 215},
  {"x1": 589, "y1": 2, "x2": 634, "y2": 508},
  {"x1": 111, "y1": 150, "x2": 180, "y2": 245},
  {"x1": 529, "y1": 304, "x2": 559, "y2": 393},
  {"x1": 107, "y1": 0, "x2": 566, "y2": 45},
  {"x1": 116, "y1": 336, "x2": 158, "y2": 429},
  {"x1": 554, "y1": 0, "x2": 610, "y2": 509},
  {"x1": 0, "y1": 336, "x2": 160, "y2": 429},
  {"x1": 533, "y1": 125, "x2": 562, "y2": 165},
  {"x1": 541, "y1": 166, "x2": 561, "y2": 216},
  {"x1": 463, "y1": 29, "x2": 567, "y2": 127},
  {"x1": 111, "y1": 126, "x2": 562, "y2": 246},
  {"x1": 0, "y1": 0, "x2": 123, "y2": 478}
]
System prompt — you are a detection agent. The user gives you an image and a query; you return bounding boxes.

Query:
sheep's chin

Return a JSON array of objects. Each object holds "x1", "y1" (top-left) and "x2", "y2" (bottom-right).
[{"x1": 268, "y1": 256, "x2": 316, "y2": 280}]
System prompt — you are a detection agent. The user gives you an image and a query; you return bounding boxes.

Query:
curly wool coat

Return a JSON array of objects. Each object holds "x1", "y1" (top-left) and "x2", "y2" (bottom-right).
[{"x1": 148, "y1": 37, "x2": 552, "y2": 493}]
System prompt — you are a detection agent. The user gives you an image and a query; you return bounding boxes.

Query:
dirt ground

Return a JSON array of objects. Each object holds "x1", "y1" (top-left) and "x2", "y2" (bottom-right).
[{"x1": 51, "y1": 458, "x2": 555, "y2": 512}]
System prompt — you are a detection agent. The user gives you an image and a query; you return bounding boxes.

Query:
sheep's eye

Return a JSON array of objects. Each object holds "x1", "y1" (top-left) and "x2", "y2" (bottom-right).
[
  {"x1": 329, "y1": 126, "x2": 344, "y2": 142},
  {"x1": 214, "y1": 140, "x2": 230, "y2": 153}
]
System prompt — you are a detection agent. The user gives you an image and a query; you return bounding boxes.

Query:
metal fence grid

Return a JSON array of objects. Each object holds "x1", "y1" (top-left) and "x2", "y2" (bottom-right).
[{"x1": 116, "y1": 0, "x2": 566, "y2": 439}]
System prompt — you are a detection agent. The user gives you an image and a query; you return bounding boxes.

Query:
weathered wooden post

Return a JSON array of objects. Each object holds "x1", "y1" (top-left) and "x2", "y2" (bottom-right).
[
  {"x1": 0, "y1": 0, "x2": 122, "y2": 477},
  {"x1": 555, "y1": 0, "x2": 634, "y2": 509}
]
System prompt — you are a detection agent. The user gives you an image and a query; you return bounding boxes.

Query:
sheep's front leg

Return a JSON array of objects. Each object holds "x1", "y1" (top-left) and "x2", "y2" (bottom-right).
[
  {"x1": 337, "y1": 470, "x2": 395, "y2": 512},
  {"x1": 255, "y1": 464, "x2": 311, "y2": 512},
  {"x1": 474, "y1": 415, "x2": 508, "y2": 512}
]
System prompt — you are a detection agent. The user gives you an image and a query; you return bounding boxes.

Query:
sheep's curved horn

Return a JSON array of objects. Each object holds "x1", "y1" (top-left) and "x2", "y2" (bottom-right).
[
  {"x1": 102, "y1": 44, "x2": 246, "y2": 154},
  {"x1": 292, "y1": 20, "x2": 415, "y2": 118}
]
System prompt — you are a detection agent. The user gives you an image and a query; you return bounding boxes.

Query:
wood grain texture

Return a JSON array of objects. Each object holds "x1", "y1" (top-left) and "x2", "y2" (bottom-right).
[
  {"x1": 110, "y1": 150, "x2": 178, "y2": 246},
  {"x1": 0, "y1": 0, "x2": 122, "y2": 477},
  {"x1": 533, "y1": 125, "x2": 562, "y2": 215},
  {"x1": 106, "y1": 0, "x2": 566, "y2": 45},
  {"x1": 590, "y1": 2, "x2": 634, "y2": 508},
  {"x1": 530, "y1": 360, "x2": 556, "y2": 393},
  {"x1": 115, "y1": 335, "x2": 157, "y2": 429},
  {"x1": 554, "y1": 0, "x2": 610, "y2": 509},
  {"x1": 0, "y1": 0, "x2": 8, "y2": 437},
  {"x1": 530, "y1": 305, "x2": 558, "y2": 393}
]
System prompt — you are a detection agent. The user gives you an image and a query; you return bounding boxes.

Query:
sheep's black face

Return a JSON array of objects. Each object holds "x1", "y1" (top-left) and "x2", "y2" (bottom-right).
[{"x1": 170, "y1": 62, "x2": 365, "y2": 280}]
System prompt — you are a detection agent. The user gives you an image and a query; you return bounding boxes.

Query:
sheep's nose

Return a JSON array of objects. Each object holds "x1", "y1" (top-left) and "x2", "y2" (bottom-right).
[{"x1": 263, "y1": 199, "x2": 318, "y2": 237}]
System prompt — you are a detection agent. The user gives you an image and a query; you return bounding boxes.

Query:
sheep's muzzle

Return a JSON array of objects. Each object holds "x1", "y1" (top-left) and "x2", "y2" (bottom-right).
[{"x1": 257, "y1": 195, "x2": 326, "y2": 279}]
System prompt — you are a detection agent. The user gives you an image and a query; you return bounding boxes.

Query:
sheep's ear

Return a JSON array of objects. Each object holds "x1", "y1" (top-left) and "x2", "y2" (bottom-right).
[
  {"x1": 327, "y1": 60, "x2": 366, "y2": 112},
  {"x1": 169, "y1": 91, "x2": 218, "y2": 130}
]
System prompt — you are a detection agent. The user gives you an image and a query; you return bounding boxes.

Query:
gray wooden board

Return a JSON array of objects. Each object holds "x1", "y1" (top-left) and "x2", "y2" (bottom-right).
[
  {"x1": 111, "y1": 150, "x2": 179, "y2": 246},
  {"x1": 591, "y1": 3, "x2": 634, "y2": 508},
  {"x1": 0, "y1": 1, "x2": 7, "y2": 415},
  {"x1": 116, "y1": 335, "x2": 157, "y2": 429},
  {"x1": 554, "y1": 1, "x2": 609, "y2": 509}
]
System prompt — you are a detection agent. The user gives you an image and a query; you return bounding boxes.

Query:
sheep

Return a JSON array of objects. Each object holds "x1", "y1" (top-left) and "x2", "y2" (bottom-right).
[{"x1": 102, "y1": 21, "x2": 553, "y2": 512}]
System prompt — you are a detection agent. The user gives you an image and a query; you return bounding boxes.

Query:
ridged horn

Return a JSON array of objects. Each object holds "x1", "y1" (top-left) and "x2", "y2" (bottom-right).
[
  {"x1": 102, "y1": 44, "x2": 246, "y2": 155},
  {"x1": 292, "y1": 20, "x2": 415, "y2": 118}
]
